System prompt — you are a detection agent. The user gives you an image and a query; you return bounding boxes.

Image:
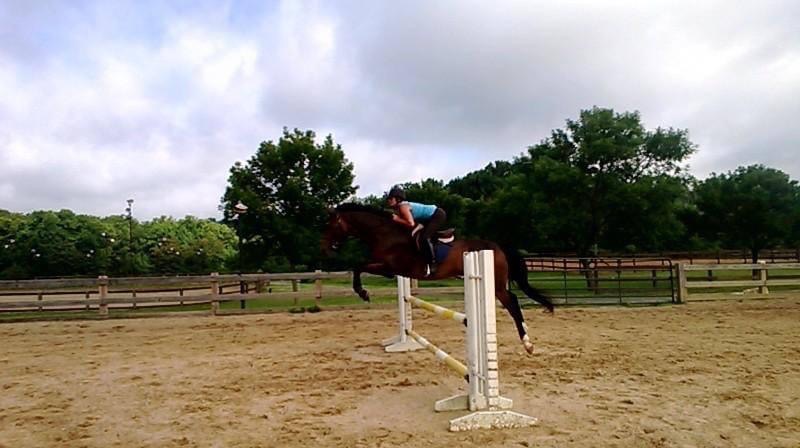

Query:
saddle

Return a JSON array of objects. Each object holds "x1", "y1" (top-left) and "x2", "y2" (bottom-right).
[
  {"x1": 410, "y1": 224, "x2": 456, "y2": 265},
  {"x1": 412, "y1": 225, "x2": 456, "y2": 244},
  {"x1": 434, "y1": 228, "x2": 455, "y2": 243}
]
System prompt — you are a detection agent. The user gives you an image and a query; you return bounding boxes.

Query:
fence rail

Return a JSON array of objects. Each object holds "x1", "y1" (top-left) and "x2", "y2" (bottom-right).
[{"x1": 676, "y1": 262, "x2": 800, "y2": 301}]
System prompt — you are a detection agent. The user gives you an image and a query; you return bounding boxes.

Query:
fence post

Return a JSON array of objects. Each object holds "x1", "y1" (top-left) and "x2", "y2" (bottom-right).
[
  {"x1": 676, "y1": 264, "x2": 687, "y2": 303},
  {"x1": 239, "y1": 274, "x2": 247, "y2": 310},
  {"x1": 210, "y1": 272, "x2": 219, "y2": 315},
  {"x1": 758, "y1": 261, "x2": 769, "y2": 294},
  {"x1": 314, "y1": 269, "x2": 322, "y2": 307},
  {"x1": 37, "y1": 291, "x2": 43, "y2": 312},
  {"x1": 98, "y1": 275, "x2": 109, "y2": 315}
]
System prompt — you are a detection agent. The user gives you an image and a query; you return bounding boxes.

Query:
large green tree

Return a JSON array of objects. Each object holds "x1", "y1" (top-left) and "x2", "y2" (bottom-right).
[
  {"x1": 490, "y1": 107, "x2": 696, "y2": 255},
  {"x1": 221, "y1": 128, "x2": 357, "y2": 271},
  {"x1": 692, "y1": 165, "x2": 800, "y2": 261}
]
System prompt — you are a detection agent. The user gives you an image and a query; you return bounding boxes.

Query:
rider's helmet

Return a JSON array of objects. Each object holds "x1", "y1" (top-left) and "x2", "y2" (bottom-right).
[{"x1": 387, "y1": 185, "x2": 406, "y2": 201}]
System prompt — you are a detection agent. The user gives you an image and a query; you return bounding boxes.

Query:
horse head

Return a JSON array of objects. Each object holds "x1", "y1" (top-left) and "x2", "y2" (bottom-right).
[
  {"x1": 321, "y1": 207, "x2": 349, "y2": 256},
  {"x1": 321, "y1": 203, "x2": 401, "y2": 258}
]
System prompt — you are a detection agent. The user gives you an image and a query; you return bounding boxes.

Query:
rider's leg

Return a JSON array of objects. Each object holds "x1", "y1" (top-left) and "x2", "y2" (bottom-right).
[{"x1": 421, "y1": 208, "x2": 447, "y2": 276}]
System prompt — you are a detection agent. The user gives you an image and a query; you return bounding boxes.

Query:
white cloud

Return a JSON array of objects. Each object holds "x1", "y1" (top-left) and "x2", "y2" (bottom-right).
[{"x1": 0, "y1": 0, "x2": 798, "y2": 219}]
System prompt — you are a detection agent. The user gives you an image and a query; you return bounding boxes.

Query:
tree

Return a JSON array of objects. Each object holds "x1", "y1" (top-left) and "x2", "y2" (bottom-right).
[
  {"x1": 140, "y1": 216, "x2": 237, "y2": 274},
  {"x1": 0, "y1": 209, "x2": 237, "y2": 279},
  {"x1": 0, "y1": 210, "x2": 27, "y2": 278},
  {"x1": 516, "y1": 107, "x2": 696, "y2": 256},
  {"x1": 693, "y1": 165, "x2": 800, "y2": 261},
  {"x1": 446, "y1": 161, "x2": 515, "y2": 201},
  {"x1": 221, "y1": 128, "x2": 357, "y2": 271}
]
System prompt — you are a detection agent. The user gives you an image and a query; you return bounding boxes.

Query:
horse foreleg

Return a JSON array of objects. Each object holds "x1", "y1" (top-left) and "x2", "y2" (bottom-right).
[{"x1": 353, "y1": 263, "x2": 391, "y2": 302}]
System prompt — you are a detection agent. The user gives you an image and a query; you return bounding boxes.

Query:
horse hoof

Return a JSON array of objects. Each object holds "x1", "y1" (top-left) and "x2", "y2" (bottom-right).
[
  {"x1": 524, "y1": 341, "x2": 534, "y2": 355},
  {"x1": 358, "y1": 290, "x2": 370, "y2": 302}
]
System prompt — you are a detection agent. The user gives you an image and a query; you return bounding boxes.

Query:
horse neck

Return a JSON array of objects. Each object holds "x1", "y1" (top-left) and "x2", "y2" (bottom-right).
[{"x1": 345, "y1": 212, "x2": 404, "y2": 247}]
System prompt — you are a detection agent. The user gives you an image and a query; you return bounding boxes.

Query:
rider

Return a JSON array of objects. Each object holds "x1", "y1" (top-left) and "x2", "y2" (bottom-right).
[{"x1": 386, "y1": 185, "x2": 447, "y2": 276}]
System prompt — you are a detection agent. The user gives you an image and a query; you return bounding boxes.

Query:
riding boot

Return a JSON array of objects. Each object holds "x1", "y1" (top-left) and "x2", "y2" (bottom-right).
[{"x1": 425, "y1": 238, "x2": 437, "y2": 277}]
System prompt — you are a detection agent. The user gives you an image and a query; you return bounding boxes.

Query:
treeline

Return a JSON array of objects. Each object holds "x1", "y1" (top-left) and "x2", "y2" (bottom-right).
[
  {"x1": 0, "y1": 211, "x2": 237, "y2": 279},
  {"x1": 3, "y1": 107, "x2": 799, "y2": 279},
  {"x1": 221, "y1": 109, "x2": 800, "y2": 273}
]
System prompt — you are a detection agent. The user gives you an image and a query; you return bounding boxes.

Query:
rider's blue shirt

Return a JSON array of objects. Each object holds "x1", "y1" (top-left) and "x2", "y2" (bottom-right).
[{"x1": 402, "y1": 201, "x2": 437, "y2": 221}]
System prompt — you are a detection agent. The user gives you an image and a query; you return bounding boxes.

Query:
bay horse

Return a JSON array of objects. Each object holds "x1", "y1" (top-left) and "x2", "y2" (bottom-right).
[{"x1": 321, "y1": 203, "x2": 554, "y2": 354}]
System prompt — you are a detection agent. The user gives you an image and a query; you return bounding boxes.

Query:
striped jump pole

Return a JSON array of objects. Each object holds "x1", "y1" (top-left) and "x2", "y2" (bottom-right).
[
  {"x1": 406, "y1": 329, "x2": 468, "y2": 381},
  {"x1": 406, "y1": 295, "x2": 466, "y2": 326},
  {"x1": 382, "y1": 250, "x2": 537, "y2": 431}
]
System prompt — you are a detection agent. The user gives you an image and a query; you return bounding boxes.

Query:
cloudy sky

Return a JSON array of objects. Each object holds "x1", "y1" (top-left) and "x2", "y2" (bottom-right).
[{"x1": 1, "y1": 0, "x2": 798, "y2": 219}]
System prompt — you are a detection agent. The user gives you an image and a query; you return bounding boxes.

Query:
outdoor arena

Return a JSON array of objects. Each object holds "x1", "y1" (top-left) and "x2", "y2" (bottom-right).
[{"x1": 1, "y1": 273, "x2": 799, "y2": 446}]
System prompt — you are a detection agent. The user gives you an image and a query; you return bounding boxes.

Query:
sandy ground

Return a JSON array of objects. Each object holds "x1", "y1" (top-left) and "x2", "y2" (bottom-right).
[{"x1": 1, "y1": 298, "x2": 799, "y2": 448}]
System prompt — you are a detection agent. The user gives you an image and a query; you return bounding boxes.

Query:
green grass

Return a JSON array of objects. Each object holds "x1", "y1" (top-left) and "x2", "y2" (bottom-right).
[{"x1": 526, "y1": 271, "x2": 674, "y2": 300}]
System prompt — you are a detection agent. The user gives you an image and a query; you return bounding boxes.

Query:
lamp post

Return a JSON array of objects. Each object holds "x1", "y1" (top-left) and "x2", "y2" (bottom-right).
[
  {"x1": 233, "y1": 201, "x2": 248, "y2": 309},
  {"x1": 125, "y1": 199, "x2": 134, "y2": 275}
]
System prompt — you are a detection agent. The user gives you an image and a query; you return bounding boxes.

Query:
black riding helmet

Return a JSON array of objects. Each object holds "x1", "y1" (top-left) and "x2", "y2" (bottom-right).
[{"x1": 387, "y1": 185, "x2": 406, "y2": 201}]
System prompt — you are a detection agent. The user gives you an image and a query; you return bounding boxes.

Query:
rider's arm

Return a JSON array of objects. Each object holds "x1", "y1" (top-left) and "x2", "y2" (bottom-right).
[{"x1": 393, "y1": 204, "x2": 415, "y2": 228}]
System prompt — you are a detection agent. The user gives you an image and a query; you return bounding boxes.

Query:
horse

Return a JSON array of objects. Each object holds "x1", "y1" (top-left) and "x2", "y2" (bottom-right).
[{"x1": 321, "y1": 203, "x2": 554, "y2": 354}]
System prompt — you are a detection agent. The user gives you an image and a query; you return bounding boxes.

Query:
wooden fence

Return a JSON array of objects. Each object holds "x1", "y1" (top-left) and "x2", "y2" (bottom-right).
[
  {"x1": 13, "y1": 259, "x2": 798, "y2": 315},
  {"x1": 676, "y1": 262, "x2": 800, "y2": 301},
  {"x1": 0, "y1": 271, "x2": 460, "y2": 315}
]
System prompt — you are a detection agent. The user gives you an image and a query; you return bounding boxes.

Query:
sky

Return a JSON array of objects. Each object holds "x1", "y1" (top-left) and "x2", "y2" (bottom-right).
[{"x1": 1, "y1": 0, "x2": 798, "y2": 220}]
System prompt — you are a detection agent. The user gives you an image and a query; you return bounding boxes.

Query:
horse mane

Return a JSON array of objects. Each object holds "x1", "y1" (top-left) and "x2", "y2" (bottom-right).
[{"x1": 335, "y1": 203, "x2": 393, "y2": 219}]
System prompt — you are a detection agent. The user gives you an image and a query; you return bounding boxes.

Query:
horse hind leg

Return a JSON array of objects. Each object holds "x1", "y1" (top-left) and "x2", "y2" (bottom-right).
[{"x1": 498, "y1": 288, "x2": 534, "y2": 355}]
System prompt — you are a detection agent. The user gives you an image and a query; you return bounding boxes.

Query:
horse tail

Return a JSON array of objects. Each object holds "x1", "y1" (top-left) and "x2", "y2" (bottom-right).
[{"x1": 502, "y1": 246, "x2": 555, "y2": 313}]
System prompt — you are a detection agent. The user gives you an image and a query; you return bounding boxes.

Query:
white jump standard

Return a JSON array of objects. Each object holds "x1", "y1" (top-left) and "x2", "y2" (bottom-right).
[{"x1": 381, "y1": 250, "x2": 537, "y2": 432}]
